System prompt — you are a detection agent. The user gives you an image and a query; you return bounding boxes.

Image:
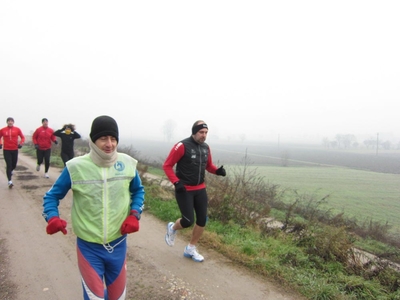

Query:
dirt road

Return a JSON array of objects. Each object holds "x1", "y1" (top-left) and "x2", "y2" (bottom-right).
[{"x1": 0, "y1": 152, "x2": 300, "y2": 300}]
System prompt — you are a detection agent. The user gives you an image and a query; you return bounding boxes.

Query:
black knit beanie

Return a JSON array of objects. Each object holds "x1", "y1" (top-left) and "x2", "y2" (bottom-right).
[
  {"x1": 192, "y1": 123, "x2": 208, "y2": 135},
  {"x1": 90, "y1": 115, "x2": 119, "y2": 143}
]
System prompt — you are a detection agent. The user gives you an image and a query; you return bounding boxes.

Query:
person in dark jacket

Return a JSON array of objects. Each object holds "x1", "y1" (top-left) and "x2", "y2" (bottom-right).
[
  {"x1": 54, "y1": 124, "x2": 81, "y2": 166},
  {"x1": 163, "y1": 120, "x2": 226, "y2": 262}
]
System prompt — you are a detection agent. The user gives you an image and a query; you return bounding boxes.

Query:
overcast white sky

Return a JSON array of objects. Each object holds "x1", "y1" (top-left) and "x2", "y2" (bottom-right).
[{"x1": 1, "y1": 1, "x2": 399, "y2": 145}]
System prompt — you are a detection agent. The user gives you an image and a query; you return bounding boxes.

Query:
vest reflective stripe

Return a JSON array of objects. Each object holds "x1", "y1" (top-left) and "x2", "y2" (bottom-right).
[{"x1": 66, "y1": 153, "x2": 137, "y2": 244}]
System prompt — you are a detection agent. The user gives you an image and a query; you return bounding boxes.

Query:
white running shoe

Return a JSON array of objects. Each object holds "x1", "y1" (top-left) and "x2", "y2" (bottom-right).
[
  {"x1": 183, "y1": 246, "x2": 204, "y2": 262},
  {"x1": 165, "y1": 222, "x2": 176, "y2": 246},
  {"x1": 44, "y1": 173, "x2": 49, "y2": 178},
  {"x1": 8, "y1": 181, "x2": 13, "y2": 189},
  {"x1": 36, "y1": 165, "x2": 40, "y2": 171}
]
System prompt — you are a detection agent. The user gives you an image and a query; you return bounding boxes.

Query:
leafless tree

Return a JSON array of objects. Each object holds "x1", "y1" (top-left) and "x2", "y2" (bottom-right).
[
  {"x1": 322, "y1": 137, "x2": 330, "y2": 148},
  {"x1": 381, "y1": 140, "x2": 391, "y2": 150},
  {"x1": 335, "y1": 134, "x2": 356, "y2": 149},
  {"x1": 162, "y1": 119, "x2": 177, "y2": 142}
]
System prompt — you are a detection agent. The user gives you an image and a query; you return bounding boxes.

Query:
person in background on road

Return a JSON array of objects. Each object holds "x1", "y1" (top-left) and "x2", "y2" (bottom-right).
[
  {"x1": 163, "y1": 120, "x2": 226, "y2": 262},
  {"x1": 0, "y1": 117, "x2": 25, "y2": 188},
  {"x1": 54, "y1": 123, "x2": 81, "y2": 166},
  {"x1": 42, "y1": 115, "x2": 145, "y2": 300},
  {"x1": 32, "y1": 118, "x2": 57, "y2": 178}
]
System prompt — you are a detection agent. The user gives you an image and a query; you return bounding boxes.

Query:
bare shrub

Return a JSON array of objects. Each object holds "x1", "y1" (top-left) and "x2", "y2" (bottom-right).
[
  {"x1": 300, "y1": 224, "x2": 354, "y2": 264},
  {"x1": 206, "y1": 152, "x2": 277, "y2": 226},
  {"x1": 353, "y1": 218, "x2": 392, "y2": 241},
  {"x1": 118, "y1": 144, "x2": 140, "y2": 159}
]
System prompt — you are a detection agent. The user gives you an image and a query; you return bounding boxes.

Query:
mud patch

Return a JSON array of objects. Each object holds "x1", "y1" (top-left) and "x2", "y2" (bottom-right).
[
  {"x1": 21, "y1": 184, "x2": 53, "y2": 190},
  {"x1": 21, "y1": 185, "x2": 40, "y2": 190},
  {"x1": 16, "y1": 174, "x2": 38, "y2": 180},
  {"x1": 14, "y1": 165, "x2": 28, "y2": 171}
]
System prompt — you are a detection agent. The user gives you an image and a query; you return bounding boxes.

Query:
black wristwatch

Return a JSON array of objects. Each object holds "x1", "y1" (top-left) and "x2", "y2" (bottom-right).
[{"x1": 131, "y1": 211, "x2": 141, "y2": 220}]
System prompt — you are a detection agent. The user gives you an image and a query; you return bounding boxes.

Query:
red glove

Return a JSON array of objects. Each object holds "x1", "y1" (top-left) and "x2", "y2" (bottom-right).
[
  {"x1": 46, "y1": 217, "x2": 67, "y2": 235},
  {"x1": 120, "y1": 210, "x2": 140, "y2": 234}
]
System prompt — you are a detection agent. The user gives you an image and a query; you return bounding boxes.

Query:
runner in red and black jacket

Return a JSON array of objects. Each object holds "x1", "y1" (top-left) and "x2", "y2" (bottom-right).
[
  {"x1": 162, "y1": 120, "x2": 226, "y2": 262},
  {"x1": 32, "y1": 118, "x2": 58, "y2": 178},
  {"x1": 0, "y1": 117, "x2": 25, "y2": 188}
]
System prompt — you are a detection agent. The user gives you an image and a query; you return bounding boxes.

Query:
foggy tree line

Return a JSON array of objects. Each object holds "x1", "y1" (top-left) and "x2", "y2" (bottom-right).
[
  {"x1": 162, "y1": 119, "x2": 399, "y2": 150},
  {"x1": 322, "y1": 134, "x2": 399, "y2": 150}
]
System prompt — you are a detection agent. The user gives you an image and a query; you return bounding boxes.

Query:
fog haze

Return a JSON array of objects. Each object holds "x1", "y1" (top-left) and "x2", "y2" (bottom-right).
[{"x1": 1, "y1": 1, "x2": 399, "y2": 145}]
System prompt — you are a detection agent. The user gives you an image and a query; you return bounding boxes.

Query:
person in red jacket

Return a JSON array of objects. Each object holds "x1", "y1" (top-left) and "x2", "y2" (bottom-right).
[
  {"x1": 0, "y1": 117, "x2": 25, "y2": 188},
  {"x1": 32, "y1": 118, "x2": 58, "y2": 178}
]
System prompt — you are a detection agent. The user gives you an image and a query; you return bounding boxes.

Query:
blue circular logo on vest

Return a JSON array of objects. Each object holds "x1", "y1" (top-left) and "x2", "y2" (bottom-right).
[{"x1": 114, "y1": 161, "x2": 125, "y2": 171}]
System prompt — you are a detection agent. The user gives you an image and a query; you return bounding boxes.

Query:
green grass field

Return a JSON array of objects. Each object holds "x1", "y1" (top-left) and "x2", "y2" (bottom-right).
[{"x1": 241, "y1": 164, "x2": 400, "y2": 234}]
